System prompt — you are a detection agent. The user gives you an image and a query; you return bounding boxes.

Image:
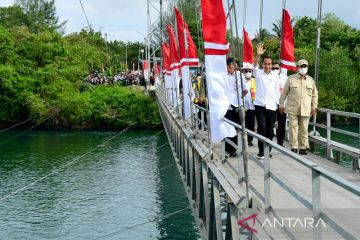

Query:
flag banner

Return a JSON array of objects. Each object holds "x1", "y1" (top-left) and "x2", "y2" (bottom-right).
[
  {"x1": 243, "y1": 28, "x2": 254, "y2": 65},
  {"x1": 280, "y1": 9, "x2": 297, "y2": 71},
  {"x1": 162, "y1": 43, "x2": 171, "y2": 104},
  {"x1": 166, "y1": 25, "x2": 181, "y2": 108},
  {"x1": 201, "y1": 0, "x2": 236, "y2": 143},
  {"x1": 175, "y1": 7, "x2": 199, "y2": 119}
]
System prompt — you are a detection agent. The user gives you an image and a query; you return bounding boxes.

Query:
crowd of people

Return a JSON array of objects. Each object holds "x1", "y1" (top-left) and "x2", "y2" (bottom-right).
[
  {"x1": 182, "y1": 43, "x2": 318, "y2": 159},
  {"x1": 84, "y1": 70, "x2": 155, "y2": 87}
]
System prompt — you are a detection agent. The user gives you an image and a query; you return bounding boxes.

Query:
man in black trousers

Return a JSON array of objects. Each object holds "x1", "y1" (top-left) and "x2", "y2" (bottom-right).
[{"x1": 252, "y1": 44, "x2": 279, "y2": 159}]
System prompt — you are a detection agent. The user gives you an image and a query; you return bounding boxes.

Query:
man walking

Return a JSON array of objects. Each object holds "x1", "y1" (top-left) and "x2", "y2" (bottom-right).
[
  {"x1": 224, "y1": 57, "x2": 246, "y2": 157},
  {"x1": 253, "y1": 44, "x2": 279, "y2": 159},
  {"x1": 272, "y1": 62, "x2": 288, "y2": 147},
  {"x1": 242, "y1": 63, "x2": 256, "y2": 146},
  {"x1": 279, "y1": 59, "x2": 318, "y2": 155}
]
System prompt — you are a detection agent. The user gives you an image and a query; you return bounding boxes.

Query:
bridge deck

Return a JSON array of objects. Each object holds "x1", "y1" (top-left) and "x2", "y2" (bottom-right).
[
  {"x1": 156, "y1": 89, "x2": 360, "y2": 239},
  {"x1": 212, "y1": 138, "x2": 360, "y2": 238}
]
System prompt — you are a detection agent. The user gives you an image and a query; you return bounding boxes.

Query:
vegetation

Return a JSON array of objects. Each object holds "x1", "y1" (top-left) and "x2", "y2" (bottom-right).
[
  {"x1": 157, "y1": 0, "x2": 360, "y2": 114},
  {"x1": 0, "y1": 0, "x2": 359, "y2": 130},
  {"x1": 0, "y1": 1, "x2": 160, "y2": 129}
]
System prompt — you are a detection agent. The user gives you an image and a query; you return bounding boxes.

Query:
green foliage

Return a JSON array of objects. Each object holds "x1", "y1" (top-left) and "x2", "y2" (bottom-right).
[{"x1": 0, "y1": 4, "x2": 159, "y2": 129}]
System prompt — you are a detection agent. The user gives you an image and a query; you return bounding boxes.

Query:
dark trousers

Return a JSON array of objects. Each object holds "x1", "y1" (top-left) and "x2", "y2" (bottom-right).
[
  {"x1": 255, "y1": 105, "x2": 276, "y2": 155},
  {"x1": 245, "y1": 110, "x2": 256, "y2": 143},
  {"x1": 224, "y1": 106, "x2": 241, "y2": 153},
  {"x1": 276, "y1": 106, "x2": 286, "y2": 145}
]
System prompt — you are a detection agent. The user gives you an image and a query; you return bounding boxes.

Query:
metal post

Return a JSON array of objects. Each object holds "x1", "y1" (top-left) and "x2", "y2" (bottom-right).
[
  {"x1": 232, "y1": 0, "x2": 250, "y2": 204},
  {"x1": 314, "y1": 0, "x2": 323, "y2": 89},
  {"x1": 326, "y1": 111, "x2": 332, "y2": 159},
  {"x1": 259, "y1": 0, "x2": 263, "y2": 41},
  {"x1": 264, "y1": 141, "x2": 271, "y2": 214},
  {"x1": 312, "y1": 168, "x2": 322, "y2": 239}
]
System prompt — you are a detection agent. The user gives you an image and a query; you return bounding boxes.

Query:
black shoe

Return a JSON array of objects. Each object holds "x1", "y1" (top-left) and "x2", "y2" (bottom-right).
[
  {"x1": 299, "y1": 149, "x2": 307, "y2": 155},
  {"x1": 226, "y1": 151, "x2": 237, "y2": 157},
  {"x1": 291, "y1": 148, "x2": 298, "y2": 153},
  {"x1": 248, "y1": 141, "x2": 253, "y2": 146},
  {"x1": 270, "y1": 154, "x2": 273, "y2": 159},
  {"x1": 256, "y1": 153, "x2": 264, "y2": 160}
]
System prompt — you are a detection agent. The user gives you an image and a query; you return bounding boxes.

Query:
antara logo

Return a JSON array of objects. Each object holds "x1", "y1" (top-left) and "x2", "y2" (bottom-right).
[
  {"x1": 262, "y1": 217, "x2": 327, "y2": 228},
  {"x1": 237, "y1": 213, "x2": 258, "y2": 233},
  {"x1": 238, "y1": 213, "x2": 327, "y2": 234}
]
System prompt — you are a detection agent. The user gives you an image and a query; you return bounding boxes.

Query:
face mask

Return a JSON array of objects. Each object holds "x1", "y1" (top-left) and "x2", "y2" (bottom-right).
[
  {"x1": 298, "y1": 67, "x2": 308, "y2": 75},
  {"x1": 244, "y1": 72, "x2": 252, "y2": 79},
  {"x1": 272, "y1": 69, "x2": 280, "y2": 75}
]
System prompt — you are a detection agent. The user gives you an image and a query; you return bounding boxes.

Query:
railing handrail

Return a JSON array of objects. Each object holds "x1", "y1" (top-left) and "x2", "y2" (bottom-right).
[
  {"x1": 155, "y1": 86, "x2": 360, "y2": 239},
  {"x1": 221, "y1": 117, "x2": 360, "y2": 197},
  {"x1": 317, "y1": 107, "x2": 360, "y2": 119}
]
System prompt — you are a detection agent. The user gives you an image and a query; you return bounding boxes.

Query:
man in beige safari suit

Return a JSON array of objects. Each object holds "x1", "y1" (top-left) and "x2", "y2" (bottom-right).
[{"x1": 279, "y1": 59, "x2": 318, "y2": 155}]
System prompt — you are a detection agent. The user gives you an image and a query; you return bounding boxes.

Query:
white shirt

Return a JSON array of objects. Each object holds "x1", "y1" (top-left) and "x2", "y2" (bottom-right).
[
  {"x1": 243, "y1": 76, "x2": 255, "y2": 111},
  {"x1": 253, "y1": 67, "x2": 279, "y2": 111},
  {"x1": 227, "y1": 70, "x2": 244, "y2": 107},
  {"x1": 276, "y1": 69, "x2": 288, "y2": 105}
]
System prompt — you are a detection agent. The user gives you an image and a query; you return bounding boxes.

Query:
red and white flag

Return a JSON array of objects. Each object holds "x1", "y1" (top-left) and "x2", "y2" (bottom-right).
[
  {"x1": 175, "y1": 7, "x2": 199, "y2": 119},
  {"x1": 162, "y1": 42, "x2": 172, "y2": 104},
  {"x1": 201, "y1": 0, "x2": 236, "y2": 143},
  {"x1": 243, "y1": 28, "x2": 254, "y2": 65},
  {"x1": 166, "y1": 25, "x2": 181, "y2": 107},
  {"x1": 280, "y1": 9, "x2": 297, "y2": 71}
]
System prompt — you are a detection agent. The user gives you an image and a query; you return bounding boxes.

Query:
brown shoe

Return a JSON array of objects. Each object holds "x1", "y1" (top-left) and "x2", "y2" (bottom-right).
[
  {"x1": 291, "y1": 148, "x2": 298, "y2": 153},
  {"x1": 299, "y1": 149, "x2": 307, "y2": 155}
]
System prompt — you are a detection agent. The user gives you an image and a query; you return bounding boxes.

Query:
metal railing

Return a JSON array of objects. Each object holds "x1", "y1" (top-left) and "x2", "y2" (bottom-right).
[
  {"x1": 309, "y1": 108, "x2": 359, "y2": 169},
  {"x1": 222, "y1": 117, "x2": 360, "y2": 240},
  {"x1": 155, "y1": 84, "x2": 360, "y2": 239}
]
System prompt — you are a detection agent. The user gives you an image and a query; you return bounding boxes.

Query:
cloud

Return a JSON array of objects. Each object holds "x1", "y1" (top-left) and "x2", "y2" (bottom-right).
[{"x1": 1, "y1": 0, "x2": 359, "y2": 42}]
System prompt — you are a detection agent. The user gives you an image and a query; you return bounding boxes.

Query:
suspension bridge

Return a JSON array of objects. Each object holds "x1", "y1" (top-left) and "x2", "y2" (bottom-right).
[{"x1": 144, "y1": 0, "x2": 360, "y2": 239}]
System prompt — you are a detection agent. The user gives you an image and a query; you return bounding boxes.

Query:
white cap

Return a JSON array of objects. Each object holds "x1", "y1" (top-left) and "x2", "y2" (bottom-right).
[{"x1": 242, "y1": 62, "x2": 253, "y2": 69}]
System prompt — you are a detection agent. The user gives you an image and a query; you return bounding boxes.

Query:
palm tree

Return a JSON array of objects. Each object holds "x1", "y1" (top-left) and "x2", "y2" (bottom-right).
[
  {"x1": 272, "y1": 20, "x2": 282, "y2": 38},
  {"x1": 254, "y1": 28, "x2": 273, "y2": 43}
]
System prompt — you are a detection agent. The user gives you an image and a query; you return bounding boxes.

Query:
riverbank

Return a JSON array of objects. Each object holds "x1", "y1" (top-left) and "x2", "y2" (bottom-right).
[{"x1": 0, "y1": 85, "x2": 161, "y2": 130}]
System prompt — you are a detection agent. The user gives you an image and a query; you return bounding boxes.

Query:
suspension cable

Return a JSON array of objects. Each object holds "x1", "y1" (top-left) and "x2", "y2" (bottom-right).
[
  {"x1": 0, "y1": 108, "x2": 60, "y2": 146},
  {"x1": 0, "y1": 115, "x2": 39, "y2": 135},
  {"x1": 0, "y1": 126, "x2": 134, "y2": 202},
  {"x1": 93, "y1": 206, "x2": 189, "y2": 239}
]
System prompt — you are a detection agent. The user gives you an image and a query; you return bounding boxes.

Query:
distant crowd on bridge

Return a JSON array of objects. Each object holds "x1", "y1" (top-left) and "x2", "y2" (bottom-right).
[{"x1": 84, "y1": 70, "x2": 156, "y2": 86}]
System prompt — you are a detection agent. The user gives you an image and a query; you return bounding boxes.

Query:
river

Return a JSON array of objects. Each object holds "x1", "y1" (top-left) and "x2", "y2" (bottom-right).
[{"x1": 0, "y1": 129, "x2": 200, "y2": 239}]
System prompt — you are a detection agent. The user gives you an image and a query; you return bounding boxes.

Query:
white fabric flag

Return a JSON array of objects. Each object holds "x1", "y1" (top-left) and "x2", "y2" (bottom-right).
[
  {"x1": 171, "y1": 69, "x2": 179, "y2": 107},
  {"x1": 181, "y1": 65, "x2": 192, "y2": 119},
  {"x1": 205, "y1": 55, "x2": 236, "y2": 143}
]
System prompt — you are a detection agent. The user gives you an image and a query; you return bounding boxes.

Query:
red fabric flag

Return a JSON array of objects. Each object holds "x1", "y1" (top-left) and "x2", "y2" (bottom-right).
[
  {"x1": 175, "y1": 7, "x2": 199, "y2": 67},
  {"x1": 201, "y1": 0, "x2": 229, "y2": 55},
  {"x1": 166, "y1": 25, "x2": 180, "y2": 70},
  {"x1": 143, "y1": 60, "x2": 148, "y2": 70},
  {"x1": 280, "y1": 9, "x2": 297, "y2": 71},
  {"x1": 162, "y1": 43, "x2": 171, "y2": 75},
  {"x1": 243, "y1": 28, "x2": 254, "y2": 64},
  {"x1": 201, "y1": 0, "x2": 235, "y2": 143}
]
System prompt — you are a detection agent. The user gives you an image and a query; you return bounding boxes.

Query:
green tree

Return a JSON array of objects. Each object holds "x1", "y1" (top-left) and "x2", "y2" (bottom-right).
[{"x1": 15, "y1": 0, "x2": 66, "y2": 33}]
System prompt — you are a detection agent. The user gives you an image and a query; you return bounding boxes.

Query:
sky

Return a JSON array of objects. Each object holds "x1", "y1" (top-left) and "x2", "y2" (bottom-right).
[{"x1": 1, "y1": 0, "x2": 360, "y2": 43}]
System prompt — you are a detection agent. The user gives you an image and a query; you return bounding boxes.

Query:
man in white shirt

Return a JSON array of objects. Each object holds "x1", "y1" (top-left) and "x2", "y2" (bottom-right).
[
  {"x1": 224, "y1": 57, "x2": 247, "y2": 157},
  {"x1": 253, "y1": 44, "x2": 279, "y2": 159},
  {"x1": 273, "y1": 62, "x2": 288, "y2": 147}
]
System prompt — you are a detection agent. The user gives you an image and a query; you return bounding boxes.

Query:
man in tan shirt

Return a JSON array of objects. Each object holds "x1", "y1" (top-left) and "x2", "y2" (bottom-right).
[{"x1": 279, "y1": 59, "x2": 318, "y2": 155}]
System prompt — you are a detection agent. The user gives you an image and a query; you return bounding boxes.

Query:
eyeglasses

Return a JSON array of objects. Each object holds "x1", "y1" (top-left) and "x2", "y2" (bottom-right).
[
  {"x1": 243, "y1": 70, "x2": 252, "y2": 73},
  {"x1": 272, "y1": 67, "x2": 280, "y2": 70}
]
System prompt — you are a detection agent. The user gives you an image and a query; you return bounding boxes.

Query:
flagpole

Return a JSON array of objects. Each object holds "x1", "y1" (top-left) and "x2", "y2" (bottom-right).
[
  {"x1": 279, "y1": 0, "x2": 286, "y2": 70},
  {"x1": 259, "y1": 0, "x2": 263, "y2": 41},
  {"x1": 225, "y1": 0, "x2": 235, "y2": 58},
  {"x1": 313, "y1": 0, "x2": 322, "y2": 135},
  {"x1": 234, "y1": 0, "x2": 250, "y2": 205}
]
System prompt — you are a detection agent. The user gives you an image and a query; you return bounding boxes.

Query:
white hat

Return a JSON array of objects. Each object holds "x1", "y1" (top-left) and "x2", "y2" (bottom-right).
[{"x1": 242, "y1": 62, "x2": 253, "y2": 69}]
